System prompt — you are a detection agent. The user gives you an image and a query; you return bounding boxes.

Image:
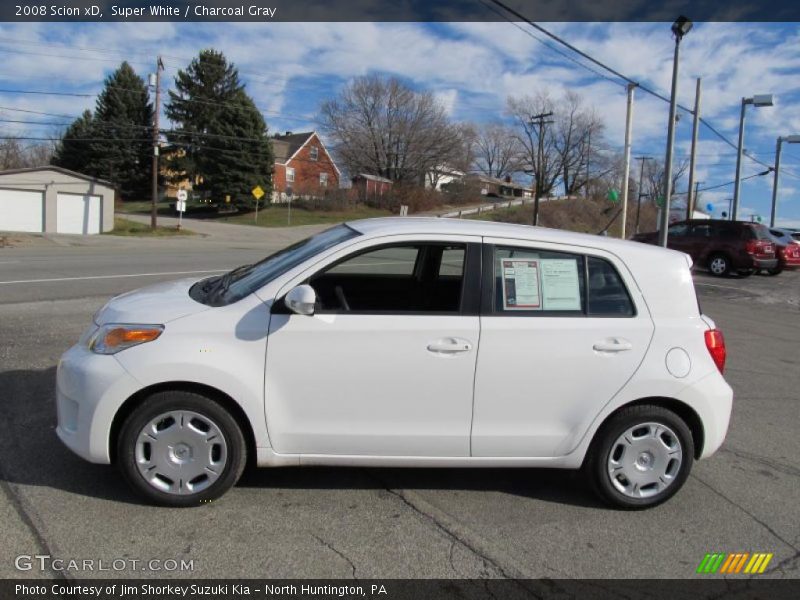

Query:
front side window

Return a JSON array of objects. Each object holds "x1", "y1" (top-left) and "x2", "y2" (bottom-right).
[
  {"x1": 668, "y1": 223, "x2": 689, "y2": 237},
  {"x1": 310, "y1": 243, "x2": 466, "y2": 313}
]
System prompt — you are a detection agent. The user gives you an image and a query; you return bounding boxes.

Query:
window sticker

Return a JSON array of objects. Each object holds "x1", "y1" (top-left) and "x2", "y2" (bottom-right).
[
  {"x1": 501, "y1": 259, "x2": 541, "y2": 310},
  {"x1": 540, "y1": 259, "x2": 582, "y2": 311}
]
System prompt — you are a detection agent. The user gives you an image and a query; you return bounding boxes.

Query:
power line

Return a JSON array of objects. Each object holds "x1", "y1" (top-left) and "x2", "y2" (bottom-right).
[{"x1": 484, "y1": 0, "x2": 778, "y2": 173}]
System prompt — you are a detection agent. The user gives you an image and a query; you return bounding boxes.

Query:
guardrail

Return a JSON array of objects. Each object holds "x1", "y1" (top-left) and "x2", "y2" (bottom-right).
[{"x1": 438, "y1": 195, "x2": 568, "y2": 219}]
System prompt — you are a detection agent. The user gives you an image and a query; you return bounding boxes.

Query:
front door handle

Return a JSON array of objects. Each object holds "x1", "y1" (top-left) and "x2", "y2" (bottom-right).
[
  {"x1": 593, "y1": 338, "x2": 633, "y2": 353},
  {"x1": 427, "y1": 338, "x2": 473, "y2": 354}
]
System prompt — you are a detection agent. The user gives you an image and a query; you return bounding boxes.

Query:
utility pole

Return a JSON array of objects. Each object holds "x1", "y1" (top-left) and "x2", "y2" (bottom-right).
[
  {"x1": 529, "y1": 112, "x2": 554, "y2": 226},
  {"x1": 686, "y1": 77, "x2": 702, "y2": 220},
  {"x1": 692, "y1": 181, "x2": 703, "y2": 217},
  {"x1": 150, "y1": 55, "x2": 164, "y2": 231},
  {"x1": 620, "y1": 83, "x2": 636, "y2": 239},
  {"x1": 634, "y1": 156, "x2": 652, "y2": 234}
]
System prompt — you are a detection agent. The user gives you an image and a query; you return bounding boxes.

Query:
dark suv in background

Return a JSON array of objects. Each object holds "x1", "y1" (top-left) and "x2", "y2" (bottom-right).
[{"x1": 633, "y1": 219, "x2": 777, "y2": 277}]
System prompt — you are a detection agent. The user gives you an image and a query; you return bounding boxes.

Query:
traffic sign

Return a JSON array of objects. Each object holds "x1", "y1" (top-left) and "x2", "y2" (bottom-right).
[
  {"x1": 607, "y1": 189, "x2": 619, "y2": 203},
  {"x1": 176, "y1": 200, "x2": 186, "y2": 212},
  {"x1": 176, "y1": 189, "x2": 188, "y2": 202},
  {"x1": 251, "y1": 185, "x2": 265, "y2": 200}
]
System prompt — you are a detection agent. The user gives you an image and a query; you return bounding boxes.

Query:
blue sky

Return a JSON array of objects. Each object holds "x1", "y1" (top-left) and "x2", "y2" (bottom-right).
[{"x1": 1, "y1": 21, "x2": 800, "y2": 226}]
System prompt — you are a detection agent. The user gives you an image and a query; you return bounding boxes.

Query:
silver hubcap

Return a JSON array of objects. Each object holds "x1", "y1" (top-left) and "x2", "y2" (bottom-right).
[
  {"x1": 607, "y1": 422, "x2": 683, "y2": 499},
  {"x1": 710, "y1": 258, "x2": 727, "y2": 274},
  {"x1": 135, "y1": 411, "x2": 227, "y2": 495}
]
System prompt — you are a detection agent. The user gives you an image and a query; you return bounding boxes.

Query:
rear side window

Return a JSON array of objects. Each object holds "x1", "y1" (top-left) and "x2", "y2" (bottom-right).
[
  {"x1": 749, "y1": 225, "x2": 771, "y2": 240},
  {"x1": 587, "y1": 257, "x2": 635, "y2": 317},
  {"x1": 493, "y1": 247, "x2": 585, "y2": 314}
]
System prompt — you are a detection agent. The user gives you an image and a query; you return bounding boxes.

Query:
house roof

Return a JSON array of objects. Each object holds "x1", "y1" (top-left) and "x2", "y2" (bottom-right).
[
  {"x1": 0, "y1": 165, "x2": 115, "y2": 187},
  {"x1": 272, "y1": 131, "x2": 315, "y2": 163},
  {"x1": 354, "y1": 173, "x2": 393, "y2": 184},
  {"x1": 471, "y1": 174, "x2": 533, "y2": 192}
]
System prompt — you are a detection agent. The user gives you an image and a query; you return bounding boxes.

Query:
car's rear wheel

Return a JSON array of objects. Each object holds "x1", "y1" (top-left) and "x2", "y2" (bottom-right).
[
  {"x1": 585, "y1": 405, "x2": 694, "y2": 509},
  {"x1": 117, "y1": 391, "x2": 247, "y2": 507},
  {"x1": 708, "y1": 254, "x2": 731, "y2": 277}
]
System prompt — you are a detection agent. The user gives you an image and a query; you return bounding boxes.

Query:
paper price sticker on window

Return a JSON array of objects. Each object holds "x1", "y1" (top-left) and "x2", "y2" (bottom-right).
[
  {"x1": 501, "y1": 259, "x2": 541, "y2": 310},
  {"x1": 540, "y1": 259, "x2": 582, "y2": 311}
]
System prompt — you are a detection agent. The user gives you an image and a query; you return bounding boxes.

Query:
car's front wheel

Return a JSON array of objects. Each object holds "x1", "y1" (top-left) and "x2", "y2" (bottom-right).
[
  {"x1": 585, "y1": 405, "x2": 694, "y2": 509},
  {"x1": 117, "y1": 391, "x2": 247, "y2": 507}
]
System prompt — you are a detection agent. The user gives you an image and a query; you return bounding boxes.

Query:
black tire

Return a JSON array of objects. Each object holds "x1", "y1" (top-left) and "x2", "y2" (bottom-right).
[
  {"x1": 584, "y1": 405, "x2": 694, "y2": 510},
  {"x1": 117, "y1": 390, "x2": 247, "y2": 507},
  {"x1": 766, "y1": 266, "x2": 783, "y2": 276},
  {"x1": 737, "y1": 269, "x2": 754, "y2": 278},
  {"x1": 707, "y1": 253, "x2": 731, "y2": 277}
]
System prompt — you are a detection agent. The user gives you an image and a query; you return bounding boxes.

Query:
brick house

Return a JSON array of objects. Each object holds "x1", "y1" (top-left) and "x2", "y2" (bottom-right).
[{"x1": 271, "y1": 131, "x2": 340, "y2": 203}]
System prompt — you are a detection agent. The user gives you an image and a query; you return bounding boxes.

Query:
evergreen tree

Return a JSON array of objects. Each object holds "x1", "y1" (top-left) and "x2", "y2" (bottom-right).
[
  {"x1": 165, "y1": 49, "x2": 272, "y2": 204},
  {"x1": 51, "y1": 110, "x2": 97, "y2": 173},
  {"x1": 91, "y1": 62, "x2": 154, "y2": 200}
]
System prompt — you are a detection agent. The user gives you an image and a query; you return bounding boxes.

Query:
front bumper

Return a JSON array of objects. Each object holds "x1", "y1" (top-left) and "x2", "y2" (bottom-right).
[{"x1": 56, "y1": 343, "x2": 141, "y2": 464}]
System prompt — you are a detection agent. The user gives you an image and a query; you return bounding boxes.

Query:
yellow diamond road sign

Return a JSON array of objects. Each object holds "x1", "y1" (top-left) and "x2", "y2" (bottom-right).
[{"x1": 251, "y1": 185, "x2": 265, "y2": 200}]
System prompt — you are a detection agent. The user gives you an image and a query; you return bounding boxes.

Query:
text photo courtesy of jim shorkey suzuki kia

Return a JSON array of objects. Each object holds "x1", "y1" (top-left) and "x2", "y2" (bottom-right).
[{"x1": 1, "y1": 0, "x2": 799, "y2": 596}]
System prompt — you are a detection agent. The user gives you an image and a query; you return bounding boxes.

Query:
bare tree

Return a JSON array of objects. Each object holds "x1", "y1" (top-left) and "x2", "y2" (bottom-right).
[
  {"x1": 320, "y1": 75, "x2": 466, "y2": 183},
  {"x1": 644, "y1": 158, "x2": 690, "y2": 206},
  {"x1": 470, "y1": 122, "x2": 522, "y2": 178},
  {"x1": 0, "y1": 138, "x2": 54, "y2": 170},
  {"x1": 506, "y1": 92, "x2": 560, "y2": 196},
  {"x1": 507, "y1": 91, "x2": 605, "y2": 197},
  {"x1": 553, "y1": 91, "x2": 605, "y2": 196}
]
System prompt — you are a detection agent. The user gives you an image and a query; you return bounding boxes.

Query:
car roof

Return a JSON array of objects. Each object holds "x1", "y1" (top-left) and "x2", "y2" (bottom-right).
[{"x1": 347, "y1": 217, "x2": 654, "y2": 251}]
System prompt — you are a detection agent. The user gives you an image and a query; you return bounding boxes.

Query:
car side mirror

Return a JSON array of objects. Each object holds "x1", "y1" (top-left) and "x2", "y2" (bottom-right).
[{"x1": 284, "y1": 285, "x2": 317, "y2": 316}]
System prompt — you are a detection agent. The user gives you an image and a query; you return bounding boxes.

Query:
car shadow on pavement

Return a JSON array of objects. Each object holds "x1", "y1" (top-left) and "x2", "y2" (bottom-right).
[
  {"x1": 0, "y1": 366, "x2": 605, "y2": 509},
  {"x1": 238, "y1": 465, "x2": 605, "y2": 509},
  {"x1": 0, "y1": 366, "x2": 142, "y2": 505}
]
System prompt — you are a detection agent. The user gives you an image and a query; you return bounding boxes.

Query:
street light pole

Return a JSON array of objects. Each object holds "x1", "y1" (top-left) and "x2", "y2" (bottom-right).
[
  {"x1": 770, "y1": 134, "x2": 800, "y2": 227},
  {"x1": 658, "y1": 16, "x2": 692, "y2": 247},
  {"x1": 732, "y1": 94, "x2": 774, "y2": 221}
]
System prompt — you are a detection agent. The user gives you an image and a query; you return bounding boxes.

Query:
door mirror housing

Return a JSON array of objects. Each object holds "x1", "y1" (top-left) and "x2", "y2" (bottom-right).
[{"x1": 284, "y1": 285, "x2": 317, "y2": 316}]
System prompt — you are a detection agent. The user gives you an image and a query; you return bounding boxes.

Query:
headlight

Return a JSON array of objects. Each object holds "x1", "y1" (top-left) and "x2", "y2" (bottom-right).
[{"x1": 88, "y1": 324, "x2": 164, "y2": 355}]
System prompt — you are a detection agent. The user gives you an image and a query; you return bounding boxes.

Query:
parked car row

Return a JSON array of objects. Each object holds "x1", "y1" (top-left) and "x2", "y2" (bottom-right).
[{"x1": 633, "y1": 219, "x2": 800, "y2": 277}]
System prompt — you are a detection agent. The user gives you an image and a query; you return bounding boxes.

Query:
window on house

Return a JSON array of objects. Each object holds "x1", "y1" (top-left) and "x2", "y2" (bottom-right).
[
  {"x1": 320, "y1": 172, "x2": 328, "y2": 187},
  {"x1": 310, "y1": 146, "x2": 319, "y2": 161},
  {"x1": 286, "y1": 167, "x2": 295, "y2": 183}
]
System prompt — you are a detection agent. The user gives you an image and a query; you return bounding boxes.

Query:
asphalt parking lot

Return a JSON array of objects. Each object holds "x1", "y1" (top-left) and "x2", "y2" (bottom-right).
[{"x1": 0, "y1": 227, "x2": 798, "y2": 581}]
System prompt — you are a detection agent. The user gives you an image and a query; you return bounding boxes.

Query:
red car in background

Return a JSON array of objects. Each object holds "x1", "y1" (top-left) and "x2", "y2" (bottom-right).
[
  {"x1": 633, "y1": 219, "x2": 778, "y2": 277},
  {"x1": 763, "y1": 228, "x2": 800, "y2": 275}
]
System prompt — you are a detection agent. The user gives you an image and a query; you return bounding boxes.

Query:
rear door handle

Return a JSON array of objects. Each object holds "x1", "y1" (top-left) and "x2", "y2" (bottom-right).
[
  {"x1": 593, "y1": 338, "x2": 633, "y2": 353},
  {"x1": 427, "y1": 338, "x2": 473, "y2": 354}
]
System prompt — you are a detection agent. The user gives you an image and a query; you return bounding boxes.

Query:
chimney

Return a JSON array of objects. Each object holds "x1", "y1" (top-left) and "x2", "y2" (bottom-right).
[
  {"x1": 285, "y1": 131, "x2": 293, "y2": 136},
  {"x1": 504, "y1": 175, "x2": 512, "y2": 183}
]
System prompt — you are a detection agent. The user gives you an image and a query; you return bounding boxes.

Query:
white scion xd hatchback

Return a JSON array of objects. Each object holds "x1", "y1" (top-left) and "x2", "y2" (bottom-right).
[{"x1": 56, "y1": 218, "x2": 732, "y2": 508}]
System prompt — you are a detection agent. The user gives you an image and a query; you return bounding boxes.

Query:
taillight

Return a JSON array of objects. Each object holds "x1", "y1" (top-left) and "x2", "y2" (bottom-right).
[
  {"x1": 705, "y1": 329, "x2": 726, "y2": 373},
  {"x1": 745, "y1": 240, "x2": 757, "y2": 254},
  {"x1": 745, "y1": 240, "x2": 773, "y2": 255}
]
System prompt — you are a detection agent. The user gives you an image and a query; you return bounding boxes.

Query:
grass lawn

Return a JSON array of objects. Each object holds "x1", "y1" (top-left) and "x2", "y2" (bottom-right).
[
  {"x1": 106, "y1": 217, "x2": 195, "y2": 237},
  {"x1": 215, "y1": 205, "x2": 392, "y2": 227}
]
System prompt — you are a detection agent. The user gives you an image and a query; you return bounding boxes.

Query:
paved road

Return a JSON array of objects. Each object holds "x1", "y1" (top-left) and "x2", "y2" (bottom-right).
[{"x1": 0, "y1": 232, "x2": 798, "y2": 580}]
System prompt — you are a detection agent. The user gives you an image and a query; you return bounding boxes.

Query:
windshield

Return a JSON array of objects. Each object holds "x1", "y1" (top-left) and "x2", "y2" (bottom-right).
[{"x1": 192, "y1": 224, "x2": 360, "y2": 306}]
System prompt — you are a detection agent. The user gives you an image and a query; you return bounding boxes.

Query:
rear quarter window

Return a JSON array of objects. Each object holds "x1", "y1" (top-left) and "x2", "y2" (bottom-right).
[{"x1": 587, "y1": 257, "x2": 635, "y2": 317}]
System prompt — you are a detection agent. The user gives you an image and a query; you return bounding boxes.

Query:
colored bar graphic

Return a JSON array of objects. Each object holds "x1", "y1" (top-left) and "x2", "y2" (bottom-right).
[{"x1": 697, "y1": 552, "x2": 773, "y2": 575}]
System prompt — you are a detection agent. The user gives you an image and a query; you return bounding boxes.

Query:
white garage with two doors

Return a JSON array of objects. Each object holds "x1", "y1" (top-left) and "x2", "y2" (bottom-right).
[{"x1": 0, "y1": 167, "x2": 116, "y2": 235}]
